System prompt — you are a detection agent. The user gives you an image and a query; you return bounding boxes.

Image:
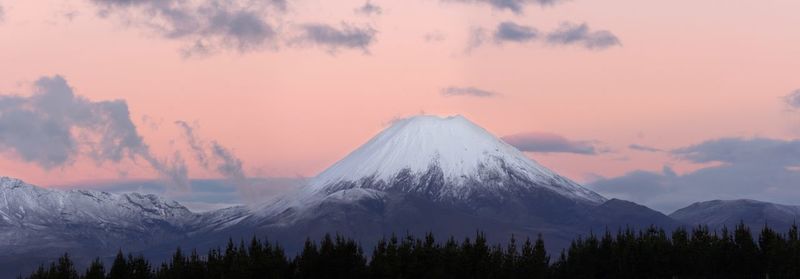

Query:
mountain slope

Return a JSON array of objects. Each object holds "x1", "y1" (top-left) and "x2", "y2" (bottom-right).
[
  {"x1": 0, "y1": 176, "x2": 198, "y2": 276},
  {"x1": 670, "y1": 199, "x2": 800, "y2": 231},
  {"x1": 196, "y1": 115, "x2": 677, "y2": 254},
  {"x1": 307, "y1": 115, "x2": 605, "y2": 203},
  {"x1": 263, "y1": 115, "x2": 605, "y2": 218}
]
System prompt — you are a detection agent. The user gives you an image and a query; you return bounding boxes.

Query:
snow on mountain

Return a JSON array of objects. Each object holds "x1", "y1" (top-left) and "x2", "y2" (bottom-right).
[
  {"x1": 299, "y1": 115, "x2": 605, "y2": 205},
  {"x1": 0, "y1": 176, "x2": 195, "y2": 230},
  {"x1": 670, "y1": 199, "x2": 800, "y2": 231}
]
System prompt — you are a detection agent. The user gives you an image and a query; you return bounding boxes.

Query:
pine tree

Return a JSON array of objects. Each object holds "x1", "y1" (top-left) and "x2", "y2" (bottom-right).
[
  {"x1": 51, "y1": 253, "x2": 79, "y2": 279},
  {"x1": 109, "y1": 250, "x2": 130, "y2": 279},
  {"x1": 83, "y1": 258, "x2": 106, "y2": 279}
]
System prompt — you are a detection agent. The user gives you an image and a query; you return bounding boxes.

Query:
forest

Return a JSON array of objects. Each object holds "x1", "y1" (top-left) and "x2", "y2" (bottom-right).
[{"x1": 22, "y1": 223, "x2": 800, "y2": 279}]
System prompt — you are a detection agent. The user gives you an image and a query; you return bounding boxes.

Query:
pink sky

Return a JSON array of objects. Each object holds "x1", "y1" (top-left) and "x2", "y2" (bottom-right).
[{"x1": 0, "y1": 0, "x2": 799, "y2": 188}]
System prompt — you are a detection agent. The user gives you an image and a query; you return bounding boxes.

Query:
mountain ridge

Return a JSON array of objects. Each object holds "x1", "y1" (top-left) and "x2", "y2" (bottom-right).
[{"x1": 670, "y1": 199, "x2": 800, "y2": 231}]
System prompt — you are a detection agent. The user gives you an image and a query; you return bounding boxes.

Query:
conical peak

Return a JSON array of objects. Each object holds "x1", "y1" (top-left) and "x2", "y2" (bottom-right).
[
  {"x1": 392, "y1": 114, "x2": 470, "y2": 125},
  {"x1": 312, "y1": 114, "x2": 533, "y2": 184},
  {"x1": 305, "y1": 114, "x2": 606, "y2": 204}
]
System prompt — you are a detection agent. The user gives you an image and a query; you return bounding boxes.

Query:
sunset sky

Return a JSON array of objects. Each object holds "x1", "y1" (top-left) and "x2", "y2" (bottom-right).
[{"x1": 1, "y1": 0, "x2": 799, "y2": 212}]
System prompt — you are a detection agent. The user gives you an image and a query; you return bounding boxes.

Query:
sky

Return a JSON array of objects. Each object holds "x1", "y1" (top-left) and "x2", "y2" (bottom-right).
[{"x1": 0, "y1": 0, "x2": 799, "y2": 213}]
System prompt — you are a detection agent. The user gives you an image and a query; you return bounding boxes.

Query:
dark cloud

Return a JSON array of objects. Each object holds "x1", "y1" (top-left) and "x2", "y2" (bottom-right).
[
  {"x1": 441, "y1": 86, "x2": 497, "y2": 98},
  {"x1": 502, "y1": 132, "x2": 598, "y2": 154},
  {"x1": 672, "y1": 138, "x2": 800, "y2": 166},
  {"x1": 494, "y1": 21, "x2": 538, "y2": 43},
  {"x1": 0, "y1": 75, "x2": 189, "y2": 192},
  {"x1": 355, "y1": 1, "x2": 382, "y2": 15},
  {"x1": 546, "y1": 22, "x2": 620, "y2": 50},
  {"x1": 89, "y1": 0, "x2": 282, "y2": 54},
  {"x1": 628, "y1": 144, "x2": 662, "y2": 152},
  {"x1": 448, "y1": 0, "x2": 566, "y2": 14},
  {"x1": 784, "y1": 89, "x2": 800, "y2": 109},
  {"x1": 591, "y1": 137, "x2": 800, "y2": 213},
  {"x1": 295, "y1": 23, "x2": 377, "y2": 53},
  {"x1": 469, "y1": 22, "x2": 619, "y2": 51}
]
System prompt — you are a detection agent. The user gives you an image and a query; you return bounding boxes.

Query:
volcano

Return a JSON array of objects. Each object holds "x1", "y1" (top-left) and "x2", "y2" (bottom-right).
[{"x1": 200, "y1": 115, "x2": 678, "y2": 252}]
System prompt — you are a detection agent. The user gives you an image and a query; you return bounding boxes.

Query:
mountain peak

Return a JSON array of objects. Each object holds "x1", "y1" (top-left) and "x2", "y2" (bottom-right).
[
  {"x1": 305, "y1": 115, "x2": 605, "y2": 204},
  {"x1": 1, "y1": 176, "x2": 31, "y2": 189}
]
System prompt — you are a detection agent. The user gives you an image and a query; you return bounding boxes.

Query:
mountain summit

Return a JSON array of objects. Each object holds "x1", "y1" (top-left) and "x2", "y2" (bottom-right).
[{"x1": 304, "y1": 115, "x2": 605, "y2": 204}]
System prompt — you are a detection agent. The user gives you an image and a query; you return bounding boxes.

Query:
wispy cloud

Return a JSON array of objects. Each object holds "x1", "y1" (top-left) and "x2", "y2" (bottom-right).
[
  {"x1": 628, "y1": 144, "x2": 662, "y2": 152},
  {"x1": 295, "y1": 23, "x2": 377, "y2": 53},
  {"x1": 355, "y1": 1, "x2": 382, "y2": 16},
  {"x1": 448, "y1": 0, "x2": 566, "y2": 14},
  {"x1": 424, "y1": 31, "x2": 446, "y2": 42},
  {"x1": 672, "y1": 137, "x2": 800, "y2": 166},
  {"x1": 174, "y1": 120, "x2": 295, "y2": 204},
  {"x1": 175, "y1": 121, "x2": 209, "y2": 169},
  {"x1": 784, "y1": 89, "x2": 800, "y2": 109},
  {"x1": 469, "y1": 22, "x2": 620, "y2": 51},
  {"x1": 546, "y1": 22, "x2": 621, "y2": 50},
  {"x1": 502, "y1": 132, "x2": 600, "y2": 155},
  {"x1": 91, "y1": 0, "x2": 284, "y2": 55},
  {"x1": 441, "y1": 86, "x2": 498, "y2": 98}
]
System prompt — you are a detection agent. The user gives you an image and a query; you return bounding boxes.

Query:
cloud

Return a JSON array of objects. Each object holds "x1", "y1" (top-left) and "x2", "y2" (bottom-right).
[
  {"x1": 441, "y1": 86, "x2": 498, "y2": 98},
  {"x1": 0, "y1": 3, "x2": 5, "y2": 23},
  {"x1": 355, "y1": 1, "x2": 382, "y2": 16},
  {"x1": 89, "y1": 0, "x2": 282, "y2": 55},
  {"x1": 469, "y1": 22, "x2": 619, "y2": 51},
  {"x1": 628, "y1": 144, "x2": 662, "y2": 152},
  {"x1": 175, "y1": 120, "x2": 209, "y2": 168},
  {"x1": 672, "y1": 137, "x2": 800, "y2": 166},
  {"x1": 466, "y1": 27, "x2": 487, "y2": 51},
  {"x1": 211, "y1": 141, "x2": 245, "y2": 182},
  {"x1": 591, "y1": 137, "x2": 800, "y2": 213},
  {"x1": 424, "y1": 31, "x2": 446, "y2": 42},
  {"x1": 546, "y1": 22, "x2": 620, "y2": 50},
  {"x1": 0, "y1": 75, "x2": 189, "y2": 193},
  {"x1": 494, "y1": 21, "x2": 538, "y2": 43},
  {"x1": 502, "y1": 132, "x2": 599, "y2": 154},
  {"x1": 174, "y1": 121, "x2": 291, "y2": 204},
  {"x1": 295, "y1": 23, "x2": 377, "y2": 53},
  {"x1": 448, "y1": 0, "x2": 566, "y2": 14},
  {"x1": 784, "y1": 89, "x2": 800, "y2": 109}
]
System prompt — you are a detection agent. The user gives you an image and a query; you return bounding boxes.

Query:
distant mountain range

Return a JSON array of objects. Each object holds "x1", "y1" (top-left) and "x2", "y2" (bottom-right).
[
  {"x1": 670, "y1": 199, "x2": 800, "y2": 231},
  {"x1": 0, "y1": 115, "x2": 795, "y2": 277}
]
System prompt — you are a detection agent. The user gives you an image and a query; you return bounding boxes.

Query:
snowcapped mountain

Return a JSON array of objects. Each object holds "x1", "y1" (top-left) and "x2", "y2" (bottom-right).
[
  {"x1": 0, "y1": 176, "x2": 201, "y2": 276},
  {"x1": 262, "y1": 115, "x2": 605, "y2": 217},
  {"x1": 670, "y1": 199, "x2": 800, "y2": 231},
  {"x1": 308, "y1": 115, "x2": 604, "y2": 203},
  {"x1": 211, "y1": 115, "x2": 676, "y2": 255},
  {"x1": 0, "y1": 177, "x2": 195, "y2": 229}
]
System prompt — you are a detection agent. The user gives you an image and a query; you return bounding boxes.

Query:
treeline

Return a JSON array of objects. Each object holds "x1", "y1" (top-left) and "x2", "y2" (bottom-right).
[{"x1": 23, "y1": 223, "x2": 800, "y2": 279}]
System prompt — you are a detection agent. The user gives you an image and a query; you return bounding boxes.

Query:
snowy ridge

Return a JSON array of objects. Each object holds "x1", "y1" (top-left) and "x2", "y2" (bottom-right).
[
  {"x1": 0, "y1": 176, "x2": 195, "y2": 229},
  {"x1": 297, "y1": 115, "x2": 605, "y2": 206},
  {"x1": 670, "y1": 199, "x2": 800, "y2": 228}
]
